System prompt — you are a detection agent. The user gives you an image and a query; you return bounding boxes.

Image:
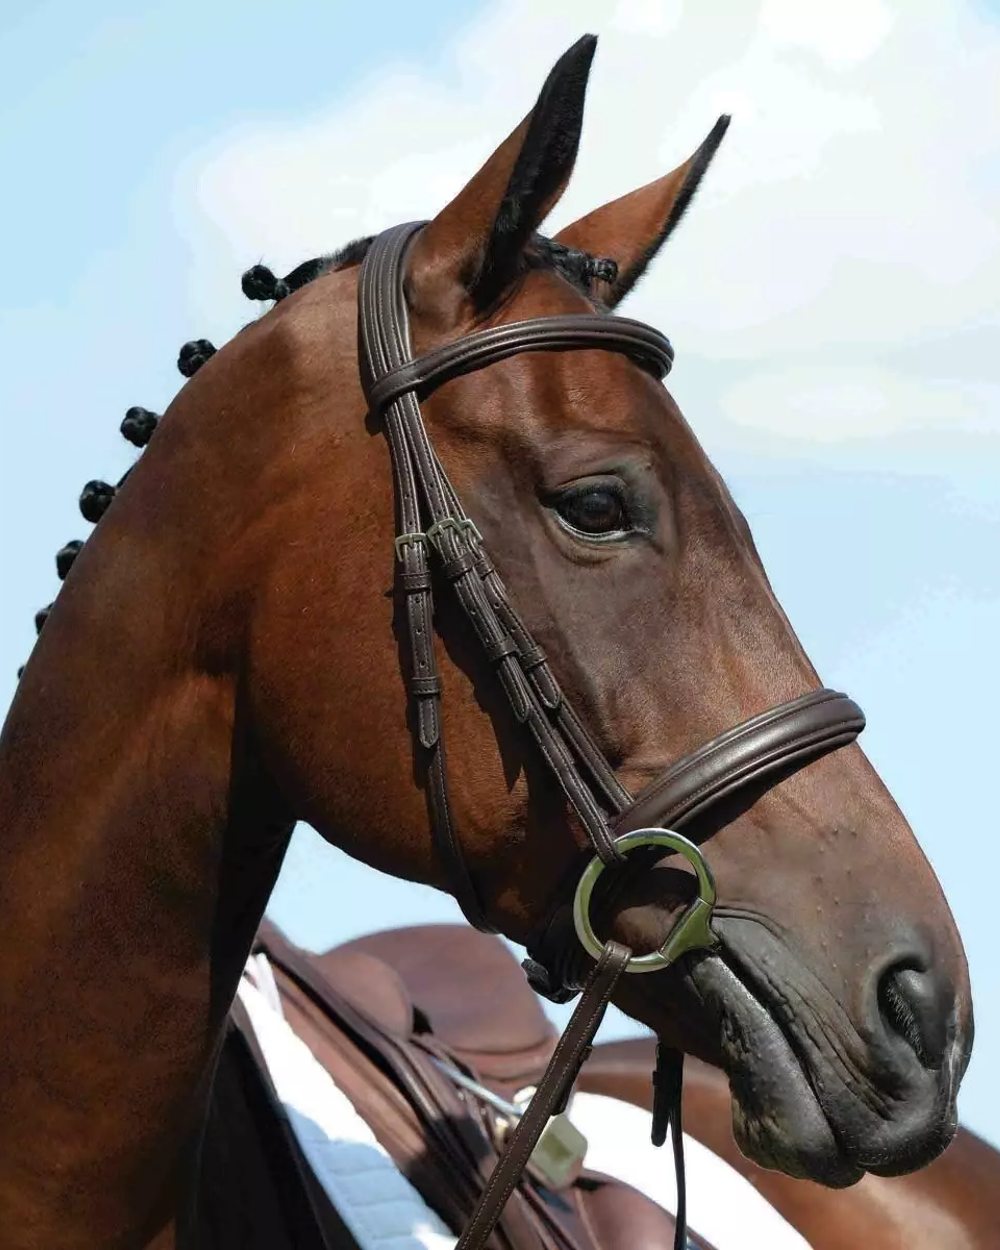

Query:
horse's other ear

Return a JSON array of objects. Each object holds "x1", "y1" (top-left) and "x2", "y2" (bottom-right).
[
  {"x1": 555, "y1": 115, "x2": 730, "y2": 308},
  {"x1": 407, "y1": 35, "x2": 597, "y2": 322}
]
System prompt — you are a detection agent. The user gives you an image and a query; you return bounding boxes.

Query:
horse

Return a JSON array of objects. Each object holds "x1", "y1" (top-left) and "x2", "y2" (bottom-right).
[{"x1": 0, "y1": 34, "x2": 973, "y2": 1250}]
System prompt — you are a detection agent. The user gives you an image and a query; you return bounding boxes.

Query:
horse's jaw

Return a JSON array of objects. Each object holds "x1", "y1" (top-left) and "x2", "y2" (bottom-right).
[
  {"x1": 687, "y1": 934, "x2": 966, "y2": 1188},
  {"x1": 690, "y1": 953, "x2": 862, "y2": 1186}
]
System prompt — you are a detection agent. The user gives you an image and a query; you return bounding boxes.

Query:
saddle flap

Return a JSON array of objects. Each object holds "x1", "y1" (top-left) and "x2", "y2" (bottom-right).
[
  {"x1": 257, "y1": 919, "x2": 414, "y2": 1039},
  {"x1": 333, "y1": 924, "x2": 557, "y2": 1080}
]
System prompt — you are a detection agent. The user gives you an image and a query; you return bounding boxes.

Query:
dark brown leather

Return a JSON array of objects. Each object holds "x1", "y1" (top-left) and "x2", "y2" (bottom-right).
[
  {"x1": 455, "y1": 941, "x2": 630, "y2": 1250},
  {"x1": 366, "y1": 314, "x2": 674, "y2": 415},
  {"x1": 357, "y1": 221, "x2": 865, "y2": 940},
  {"x1": 359, "y1": 222, "x2": 645, "y2": 896},
  {"x1": 523, "y1": 690, "x2": 865, "y2": 1006},
  {"x1": 615, "y1": 688, "x2": 865, "y2": 836}
]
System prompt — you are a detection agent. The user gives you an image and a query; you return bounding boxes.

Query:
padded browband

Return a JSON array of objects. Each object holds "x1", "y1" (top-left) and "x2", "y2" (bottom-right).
[
  {"x1": 366, "y1": 315, "x2": 674, "y2": 415},
  {"x1": 615, "y1": 688, "x2": 865, "y2": 835}
]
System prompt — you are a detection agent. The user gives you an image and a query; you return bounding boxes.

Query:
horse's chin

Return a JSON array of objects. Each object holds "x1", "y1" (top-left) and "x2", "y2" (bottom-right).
[{"x1": 688, "y1": 954, "x2": 864, "y2": 1187}]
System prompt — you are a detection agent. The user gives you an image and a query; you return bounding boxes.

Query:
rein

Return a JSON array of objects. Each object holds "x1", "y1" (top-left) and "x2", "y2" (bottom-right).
[{"x1": 357, "y1": 222, "x2": 865, "y2": 1250}]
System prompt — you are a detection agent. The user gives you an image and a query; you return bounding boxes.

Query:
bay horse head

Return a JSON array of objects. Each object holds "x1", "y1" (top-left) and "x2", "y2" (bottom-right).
[{"x1": 2, "y1": 33, "x2": 972, "y2": 1246}]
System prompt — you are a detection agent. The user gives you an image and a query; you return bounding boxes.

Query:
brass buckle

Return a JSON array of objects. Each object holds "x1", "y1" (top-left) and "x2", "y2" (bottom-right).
[
  {"x1": 426, "y1": 516, "x2": 483, "y2": 549},
  {"x1": 572, "y1": 829, "x2": 719, "y2": 973},
  {"x1": 393, "y1": 531, "x2": 427, "y2": 561}
]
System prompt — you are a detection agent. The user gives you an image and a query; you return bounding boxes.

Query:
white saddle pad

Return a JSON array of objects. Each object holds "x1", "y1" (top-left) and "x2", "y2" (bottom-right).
[
  {"x1": 570, "y1": 1091, "x2": 812, "y2": 1250},
  {"x1": 237, "y1": 970, "x2": 456, "y2": 1250},
  {"x1": 237, "y1": 960, "x2": 810, "y2": 1250}
]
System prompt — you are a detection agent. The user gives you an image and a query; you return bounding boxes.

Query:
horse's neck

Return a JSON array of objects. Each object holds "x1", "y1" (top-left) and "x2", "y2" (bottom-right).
[
  {"x1": 0, "y1": 276, "x2": 365, "y2": 1247},
  {"x1": 0, "y1": 531, "x2": 292, "y2": 1248}
]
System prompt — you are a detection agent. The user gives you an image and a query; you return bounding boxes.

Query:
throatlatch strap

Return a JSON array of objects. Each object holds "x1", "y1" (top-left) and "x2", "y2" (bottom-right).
[{"x1": 455, "y1": 941, "x2": 631, "y2": 1250}]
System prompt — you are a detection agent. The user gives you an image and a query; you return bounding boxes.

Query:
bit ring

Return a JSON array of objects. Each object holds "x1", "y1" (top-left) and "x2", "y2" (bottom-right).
[{"x1": 573, "y1": 829, "x2": 719, "y2": 973}]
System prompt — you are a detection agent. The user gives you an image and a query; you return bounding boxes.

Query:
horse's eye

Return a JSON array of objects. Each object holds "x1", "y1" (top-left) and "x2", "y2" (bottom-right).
[{"x1": 555, "y1": 486, "x2": 628, "y2": 537}]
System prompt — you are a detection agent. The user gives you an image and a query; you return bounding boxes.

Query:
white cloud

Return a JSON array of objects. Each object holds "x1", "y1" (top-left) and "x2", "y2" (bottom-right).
[
  {"x1": 176, "y1": 0, "x2": 1000, "y2": 449},
  {"x1": 758, "y1": 0, "x2": 894, "y2": 66},
  {"x1": 719, "y1": 366, "x2": 1000, "y2": 440}
]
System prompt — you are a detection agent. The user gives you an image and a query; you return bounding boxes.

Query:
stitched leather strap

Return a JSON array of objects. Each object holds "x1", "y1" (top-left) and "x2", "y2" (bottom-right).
[
  {"x1": 359, "y1": 224, "x2": 492, "y2": 929},
  {"x1": 357, "y1": 220, "x2": 866, "y2": 954},
  {"x1": 651, "y1": 1044, "x2": 688, "y2": 1250},
  {"x1": 367, "y1": 314, "x2": 673, "y2": 415},
  {"x1": 615, "y1": 688, "x2": 865, "y2": 835},
  {"x1": 358, "y1": 223, "x2": 648, "y2": 926},
  {"x1": 455, "y1": 941, "x2": 631, "y2": 1250}
]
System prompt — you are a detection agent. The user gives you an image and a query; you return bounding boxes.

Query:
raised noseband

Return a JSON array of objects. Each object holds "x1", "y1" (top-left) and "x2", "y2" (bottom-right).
[{"x1": 616, "y1": 687, "x2": 866, "y2": 836}]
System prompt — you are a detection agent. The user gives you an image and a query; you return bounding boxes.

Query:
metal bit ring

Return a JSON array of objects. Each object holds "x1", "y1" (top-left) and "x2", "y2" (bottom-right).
[{"x1": 573, "y1": 829, "x2": 719, "y2": 973}]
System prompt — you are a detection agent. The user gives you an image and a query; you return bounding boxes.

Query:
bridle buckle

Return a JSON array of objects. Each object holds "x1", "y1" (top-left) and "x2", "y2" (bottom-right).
[
  {"x1": 394, "y1": 531, "x2": 428, "y2": 561},
  {"x1": 426, "y1": 516, "x2": 483, "y2": 550}
]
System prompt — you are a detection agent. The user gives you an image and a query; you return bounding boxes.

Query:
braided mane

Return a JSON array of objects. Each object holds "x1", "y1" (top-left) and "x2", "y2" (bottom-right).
[{"x1": 20, "y1": 232, "x2": 614, "y2": 674}]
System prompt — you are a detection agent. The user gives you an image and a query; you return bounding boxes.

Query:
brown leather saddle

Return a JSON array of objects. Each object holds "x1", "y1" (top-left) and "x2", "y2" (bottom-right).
[{"x1": 219, "y1": 920, "x2": 714, "y2": 1250}]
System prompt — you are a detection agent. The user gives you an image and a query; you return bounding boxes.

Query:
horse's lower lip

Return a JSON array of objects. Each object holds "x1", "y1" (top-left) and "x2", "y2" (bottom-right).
[{"x1": 687, "y1": 952, "x2": 864, "y2": 1187}]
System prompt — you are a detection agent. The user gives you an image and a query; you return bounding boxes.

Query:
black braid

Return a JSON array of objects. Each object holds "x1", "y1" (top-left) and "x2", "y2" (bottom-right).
[
  {"x1": 533, "y1": 237, "x2": 618, "y2": 291},
  {"x1": 177, "y1": 339, "x2": 216, "y2": 378},
  {"x1": 242, "y1": 264, "x2": 291, "y2": 303},
  {"x1": 79, "y1": 480, "x2": 116, "y2": 523},
  {"x1": 586, "y1": 255, "x2": 619, "y2": 284},
  {"x1": 56, "y1": 540, "x2": 84, "y2": 580},
  {"x1": 121, "y1": 406, "x2": 160, "y2": 447},
  {"x1": 238, "y1": 235, "x2": 614, "y2": 315},
  {"x1": 241, "y1": 256, "x2": 335, "y2": 304},
  {"x1": 21, "y1": 405, "x2": 153, "y2": 672}
]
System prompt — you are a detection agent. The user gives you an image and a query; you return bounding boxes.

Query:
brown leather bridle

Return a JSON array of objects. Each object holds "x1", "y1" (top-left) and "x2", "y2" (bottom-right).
[{"x1": 358, "y1": 222, "x2": 865, "y2": 1250}]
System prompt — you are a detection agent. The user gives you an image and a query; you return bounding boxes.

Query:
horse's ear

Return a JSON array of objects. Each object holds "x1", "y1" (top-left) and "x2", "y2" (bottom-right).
[
  {"x1": 407, "y1": 35, "x2": 597, "y2": 322},
  {"x1": 554, "y1": 115, "x2": 731, "y2": 308}
]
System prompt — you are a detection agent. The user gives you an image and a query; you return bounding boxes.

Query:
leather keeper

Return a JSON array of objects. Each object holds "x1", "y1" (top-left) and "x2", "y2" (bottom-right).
[
  {"x1": 440, "y1": 549, "x2": 476, "y2": 581},
  {"x1": 519, "y1": 645, "x2": 547, "y2": 672},
  {"x1": 485, "y1": 635, "x2": 519, "y2": 664},
  {"x1": 399, "y1": 569, "x2": 432, "y2": 593},
  {"x1": 410, "y1": 675, "x2": 443, "y2": 697}
]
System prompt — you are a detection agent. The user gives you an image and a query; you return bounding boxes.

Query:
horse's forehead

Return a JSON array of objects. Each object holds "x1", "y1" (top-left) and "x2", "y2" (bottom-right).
[{"x1": 427, "y1": 356, "x2": 675, "y2": 465}]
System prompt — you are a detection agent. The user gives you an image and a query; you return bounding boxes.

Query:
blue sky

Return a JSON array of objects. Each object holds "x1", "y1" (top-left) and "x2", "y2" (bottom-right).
[{"x1": 1, "y1": 0, "x2": 998, "y2": 1150}]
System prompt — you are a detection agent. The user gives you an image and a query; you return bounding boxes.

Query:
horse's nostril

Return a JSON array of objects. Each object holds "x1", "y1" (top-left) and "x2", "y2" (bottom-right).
[{"x1": 877, "y1": 964, "x2": 949, "y2": 1069}]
